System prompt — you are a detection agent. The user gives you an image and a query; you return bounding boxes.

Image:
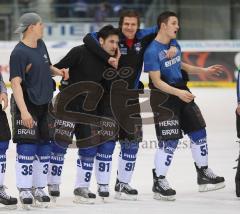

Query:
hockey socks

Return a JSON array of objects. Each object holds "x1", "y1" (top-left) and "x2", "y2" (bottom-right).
[
  {"x1": 188, "y1": 129, "x2": 208, "y2": 168},
  {"x1": 0, "y1": 141, "x2": 9, "y2": 186},
  {"x1": 154, "y1": 140, "x2": 178, "y2": 177}
]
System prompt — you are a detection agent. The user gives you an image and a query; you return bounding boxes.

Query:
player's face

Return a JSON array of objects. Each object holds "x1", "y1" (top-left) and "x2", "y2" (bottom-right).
[
  {"x1": 165, "y1": 16, "x2": 179, "y2": 39},
  {"x1": 121, "y1": 17, "x2": 138, "y2": 39},
  {"x1": 100, "y1": 35, "x2": 119, "y2": 56},
  {"x1": 31, "y1": 22, "x2": 44, "y2": 39}
]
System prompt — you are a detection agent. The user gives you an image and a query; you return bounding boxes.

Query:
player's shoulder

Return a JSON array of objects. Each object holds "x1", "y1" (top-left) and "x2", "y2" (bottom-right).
[
  {"x1": 11, "y1": 42, "x2": 27, "y2": 57},
  {"x1": 145, "y1": 40, "x2": 159, "y2": 55}
]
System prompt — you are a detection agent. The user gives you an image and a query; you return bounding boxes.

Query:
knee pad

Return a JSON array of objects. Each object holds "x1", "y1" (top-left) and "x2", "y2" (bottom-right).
[
  {"x1": 78, "y1": 147, "x2": 97, "y2": 158},
  {"x1": 0, "y1": 141, "x2": 9, "y2": 154},
  {"x1": 17, "y1": 143, "x2": 37, "y2": 156},
  {"x1": 36, "y1": 143, "x2": 52, "y2": 159},
  {"x1": 51, "y1": 141, "x2": 67, "y2": 155},
  {"x1": 158, "y1": 140, "x2": 178, "y2": 154},
  {"x1": 121, "y1": 141, "x2": 139, "y2": 155},
  {"x1": 17, "y1": 143, "x2": 37, "y2": 164},
  {"x1": 96, "y1": 141, "x2": 115, "y2": 161},
  {"x1": 120, "y1": 141, "x2": 139, "y2": 162},
  {"x1": 188, "y1": 128, "x2": 207, "y2": 145},
  {"x1": 98, "y1": 141, "x2": 115, "y2": 155}
]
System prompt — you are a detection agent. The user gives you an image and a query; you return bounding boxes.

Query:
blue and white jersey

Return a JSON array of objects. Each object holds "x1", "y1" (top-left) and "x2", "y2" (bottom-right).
[{"x1": 144, "y1": 40, "x2": 182, "y2": 85}]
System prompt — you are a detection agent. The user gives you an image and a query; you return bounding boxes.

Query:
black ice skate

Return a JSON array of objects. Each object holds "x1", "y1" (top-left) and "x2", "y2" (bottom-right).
[
  {"x1": 194, "y1": 163, "x2": 225, "y2": 192},
  {"x1": 0, "y1": 186, "x2": 17, "y2": 209},
  {"x1": 152, "y1": 169, "x2": 176, "y2": 201},
  {"x1": 19, "y1": 188, "x2": 34, "y2": 210},
  {"x1": 98, "y1": 184, "x2": 109, "y2": 202},
  {"x1": 114, "y1": 179, "x2": 138, "y2": 201},
  {"x1": 32, "y1": 187, "x2": 50, "y2": 208},
  {"x1": 48, "y1": 184, "x2": 60, "y2": 202},
  {"x1": 73, "y1": 187, "x2": 96, "y2": 204},
  {"x1": 235, "y1": 144, "x2": 240, "y2": 197}
]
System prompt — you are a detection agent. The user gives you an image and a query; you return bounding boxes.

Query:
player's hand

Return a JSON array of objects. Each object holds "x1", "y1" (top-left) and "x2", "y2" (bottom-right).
[
  {"x1": 204, "y1": 64, "x2": 224, "y2": 75},
  {"x1": 166, "y1": 46, "x2": 177, "y2": 59},
  {"x1": 0, "y1": 92, "x2": 8, "y2": 110},
  {"x1": 21, "y1": 110, "x2": 34, "y2": 129},
  {"x1": 108, "y1": 48, "x2": 121, "y2": 69},
  {"x1": 108, "y1": 57, "x2": 118, "y2": 69},
  {"x1": 236, "y1": 104, "x2": 240, "y2": 116},
  {"x1": 60, "y1": 68, "x2": 69, "y2": 80},
  {"x1": 177, "y1": 90, "x2": 195, "y2": 103}
]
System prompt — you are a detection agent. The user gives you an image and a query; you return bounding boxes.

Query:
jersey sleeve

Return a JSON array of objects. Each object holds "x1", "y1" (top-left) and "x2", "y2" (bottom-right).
[
  {"x1": 9, "y1": 50, "x2": 28, "y2": 81},
  {"x1": 136, "y1": 25, "x2": 158, "y2": 39},
  {"x1": 144, "y1": 46, "x2": 160, "y2": 72},
  {"x1": 54, "y1": 46, "x2": 82, "y2": 69},
  {"x1": 83, "y1": 32, "x2": 110, "y2": 63},
  {"x1": 169, "y1": 39, "x2": 177, "y2": 47}
]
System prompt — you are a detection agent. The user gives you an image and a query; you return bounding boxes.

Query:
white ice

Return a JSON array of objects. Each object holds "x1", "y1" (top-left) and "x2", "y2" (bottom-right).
[{"x1": 1, "y1": 88, "x2": 240, "y2": 213}]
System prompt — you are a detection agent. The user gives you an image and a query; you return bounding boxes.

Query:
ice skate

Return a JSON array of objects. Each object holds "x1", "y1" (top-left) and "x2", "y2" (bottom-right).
[
  {"x1": 73, "y1": 187, "x2": 96, "y2": 204},
  {"x1": 32, "y1": 187, "x2": 50, "y2": 208},
  {"x1": 152, "y1": 169, "x2": 176, "y2": 201},
  {"x1": 19, "y1": 188, "x2": 34, "y2": 210},
  {"x1": 194, "y1": 163, "x2": 225, "y2": 192},
  {"x1": 98, "y1": 184, "x2": 110, "y2": 202},
  {"x1": 48, "y1": 184, "x2": 60, "y2": 203},
  {"x1": 235, "y1": 141, "x2": 240, "y2": 197},
  {"x1": 0, "y1": 186, "x2": 17, "y2": 209},
  {"x1": 114, "y1": 179, "x2": 138, "y2": 201}
]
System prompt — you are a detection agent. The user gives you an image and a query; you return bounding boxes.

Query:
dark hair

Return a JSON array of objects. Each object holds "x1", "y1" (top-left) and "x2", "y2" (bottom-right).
[
  {"x1": 157, "y1": 11, "x2": 177, "y2": 29},
  {"x1": 118, "y1": 10, "x2": 140, "y2": 28},
  {"x1": 98, "y1": 25, "x2": 120, "y2": 40}
]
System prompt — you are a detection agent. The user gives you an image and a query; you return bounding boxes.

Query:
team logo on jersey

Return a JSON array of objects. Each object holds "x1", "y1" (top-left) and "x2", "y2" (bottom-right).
[
  {"x1": 43, "y1": 54, "x2": 49, "y2": 63},
  {"x1": 120, "y1": 47, "x2": 128, "y2": 55},
  {"x1": 158, "y1": 50, "x2": 167, "y2": 61},
  {"x1": 134, "y1": 42, "x2": 142, "y2": 53},
  {"x1": 165, "y1": 56, "x2": 181, "y2": 67}
]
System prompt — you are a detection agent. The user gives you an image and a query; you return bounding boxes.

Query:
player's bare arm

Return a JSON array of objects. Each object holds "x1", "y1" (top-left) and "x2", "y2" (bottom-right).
[
  {"x1": 50, "y1": 65, "x2": 69, "y2": 80},
  {"x1": 181, "y1": 62, "x2": 223, "y2": 75},
  {"x1": 0, "y1": 92, "x2": 8, "y2": 111},
  {"x1": 11, "y1": 77, "x2": 33, "y2": 129},
  {"x1": 149, "y1": 71, "x2": 195, "y2": 103}
]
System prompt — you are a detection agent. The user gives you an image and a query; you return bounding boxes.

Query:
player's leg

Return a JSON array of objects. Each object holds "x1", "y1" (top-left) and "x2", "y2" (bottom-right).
[
  {"x1": 11, "y1": 95, "x2": 40, "y2": 209},
  {"x1": 0, "y1": 107, "x2": 17, "y2": 208},
  {"x1": 115, "y1": 139, "x2": 139, "y2": 200},
  {"x1": 152, "y1": 107, "x2": 182, "y2": 201},
  {"x1": 236, "y1": 111, "x2": 240, "y2": 197},
  {"x1": 32, "y1": 142, "x2": 51, "y2": 207},
  {"x1": 74, "y1": 146, "x2": 97, "y2": 204},
  {"x1": 16, "y1": 143, "x2": 36, "y2": 209},
  {"x1": 183, "y1": 102, "x2": 225, "y2": 192},
  {"x1": 95, "y1": 140, "x2": 115, "y2": 200},
  {"x1": 47, "y1": 141, "x2": 67, "y2": 201}
]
